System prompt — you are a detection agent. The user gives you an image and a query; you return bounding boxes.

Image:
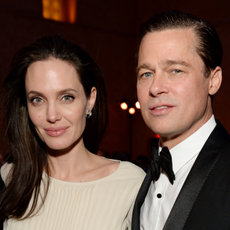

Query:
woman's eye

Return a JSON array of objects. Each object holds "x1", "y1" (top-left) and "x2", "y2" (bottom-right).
[
  {"x1": 32, "y1": 97, "x2": 43, "y2": 104},
  {"x1": 62, "y1": 95, "x2": 74, "y2": 101},
  {"x1": 142, "y1": 72, "x2": 153, "y2": 78}
]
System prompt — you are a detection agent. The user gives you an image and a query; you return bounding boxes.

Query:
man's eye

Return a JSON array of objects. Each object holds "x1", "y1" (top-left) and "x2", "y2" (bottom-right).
[
  {"x1": 142, "y1": 72, "x2": 153, "y2": 78},
  {"x1": 172, "y1": 69, "x2": 182, "y2": 74}
]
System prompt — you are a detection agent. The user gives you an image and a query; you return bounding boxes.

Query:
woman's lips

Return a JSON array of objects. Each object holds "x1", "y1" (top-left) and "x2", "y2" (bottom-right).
[{"x1": 44, "y1": 127, "x2": 69, "y2": 137}]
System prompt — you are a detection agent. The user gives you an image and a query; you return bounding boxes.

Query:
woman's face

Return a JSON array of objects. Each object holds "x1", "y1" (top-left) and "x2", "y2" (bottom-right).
[{"x1": 25, "y1": 58, "x2": 96, "y2": 151}]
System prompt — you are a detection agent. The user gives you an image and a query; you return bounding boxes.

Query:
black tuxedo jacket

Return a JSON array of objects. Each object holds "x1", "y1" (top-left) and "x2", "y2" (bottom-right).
[{"x1": 132, "y1": 121, "x2": 230, "y2": 230}]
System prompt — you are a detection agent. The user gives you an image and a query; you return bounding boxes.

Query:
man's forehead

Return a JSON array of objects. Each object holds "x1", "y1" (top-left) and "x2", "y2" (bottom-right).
[
  {"x1": 138, "y1": 28, "x2": 202, "y2": 64},
  {"x1": 139, "y1": 28, "x2": 198, "y2": 51}
]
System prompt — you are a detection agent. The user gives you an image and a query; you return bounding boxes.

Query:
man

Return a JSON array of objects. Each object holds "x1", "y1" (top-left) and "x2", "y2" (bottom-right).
[{"x1": 132, "y1": 11, "x2": 230, "y2": 230}]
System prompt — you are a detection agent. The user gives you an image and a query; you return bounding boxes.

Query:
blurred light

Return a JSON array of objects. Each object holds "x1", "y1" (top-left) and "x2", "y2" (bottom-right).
[
  {"x1": 129, "y1": 107, "x2": 135, "y2": 114},
  {"x1": 42, "y1": 0, "x2": 62, "y2": 22},
  {"x1": 42, "y1": 0, "x2": 76, "y2": 23},
  {"x1": 69, "y1": 0, "x2": 77, "y2": 23},
  {"x1": 135, "y1": 101, "x2": 140, "y2": 109},
  {"x1": 120, "y1": 102, "x2": 128, "y2": 110},
  {"x1": 155, "y1": 134, "x2": 160, "y2": 139}
]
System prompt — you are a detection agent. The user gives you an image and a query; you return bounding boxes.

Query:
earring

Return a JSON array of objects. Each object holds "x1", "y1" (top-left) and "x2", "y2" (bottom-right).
[{"x1": 86, "y1": 109, "x2": 92, "y2": 118}]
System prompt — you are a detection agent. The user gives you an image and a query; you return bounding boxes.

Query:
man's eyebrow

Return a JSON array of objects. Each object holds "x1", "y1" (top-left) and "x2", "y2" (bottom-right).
[
  {"x1": 136, "y1": 60, "x2": 191, "y2": 73},
  {"x1": 162, "y1": 60, "x2": 191, "y2": 67},
  {"x1": 136, "y1": 64, "x2": 153, "y2": 73}
]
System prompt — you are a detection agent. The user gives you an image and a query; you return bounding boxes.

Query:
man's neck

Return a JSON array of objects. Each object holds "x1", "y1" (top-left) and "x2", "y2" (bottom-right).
[{"x1": 160, "y1": 115, "x2": 215, "y2": 150}]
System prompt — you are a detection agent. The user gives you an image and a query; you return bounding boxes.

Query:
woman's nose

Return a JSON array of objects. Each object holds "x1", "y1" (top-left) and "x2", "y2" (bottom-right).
[{"x1": 46, "y1": 103, "x2": 62, "y2": 123}]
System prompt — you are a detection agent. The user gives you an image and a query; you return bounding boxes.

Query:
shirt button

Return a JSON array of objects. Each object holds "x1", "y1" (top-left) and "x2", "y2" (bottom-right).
[{"x1": 157, "y1": 193, "x2": 162, "y2": 198}]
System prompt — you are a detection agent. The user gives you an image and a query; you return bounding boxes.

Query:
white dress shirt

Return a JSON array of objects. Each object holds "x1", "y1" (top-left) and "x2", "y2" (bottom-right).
[{"x1": 140, "y1": 115, "x2": 216, "y2": 230}]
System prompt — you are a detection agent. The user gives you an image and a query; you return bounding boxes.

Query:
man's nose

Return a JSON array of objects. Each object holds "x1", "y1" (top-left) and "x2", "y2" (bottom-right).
[{"x1": 149, "y1": 72, "x2": 169, "y2": 97}]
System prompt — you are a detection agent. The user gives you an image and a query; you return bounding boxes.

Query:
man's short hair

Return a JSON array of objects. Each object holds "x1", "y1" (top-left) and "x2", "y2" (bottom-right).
[{"x1": 139, "y1": 10, "x2": 223, "y2": 77}]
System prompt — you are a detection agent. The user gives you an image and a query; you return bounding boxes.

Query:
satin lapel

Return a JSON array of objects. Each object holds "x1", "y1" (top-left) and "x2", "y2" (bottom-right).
[
  {"x1": 132, "y1": 167, "x2": 152, "y2": 230},
  {"x1": 163, "y1": 121, "x2": 230, "y2": 230}
]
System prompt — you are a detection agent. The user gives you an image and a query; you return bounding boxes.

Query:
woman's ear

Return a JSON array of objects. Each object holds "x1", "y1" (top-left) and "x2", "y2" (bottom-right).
[
  {"x1": 208, "y1": 66, "x2": 222, "y2": 95},
  {"x1": 87, "y1": 87, "x2": 97, "y2": 111}
]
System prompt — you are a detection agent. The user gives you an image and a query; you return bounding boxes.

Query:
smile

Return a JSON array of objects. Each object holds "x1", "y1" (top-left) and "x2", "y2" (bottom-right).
[
  {"x1": 149, "y1": 104, "x2": 173, "y2": 116},
  {"x1": 44, "y1": 127, "x2": 69, "y2": 137},
  {"x1": 154, "y1": 106, "x2": 169, "y2": 110}
]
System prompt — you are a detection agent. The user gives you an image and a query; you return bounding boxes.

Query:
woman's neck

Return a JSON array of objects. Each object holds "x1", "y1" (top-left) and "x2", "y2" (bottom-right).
[{"x1": 46, "y1": 139, "x2": 94, "y2": 181}]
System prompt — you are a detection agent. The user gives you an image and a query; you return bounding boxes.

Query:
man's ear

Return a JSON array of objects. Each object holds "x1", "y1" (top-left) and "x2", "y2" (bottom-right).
[{"x1": 208, "y1": 66, "x2": 222, "y2": 95}]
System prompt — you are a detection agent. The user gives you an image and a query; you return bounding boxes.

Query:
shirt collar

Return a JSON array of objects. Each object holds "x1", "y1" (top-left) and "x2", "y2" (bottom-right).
[{"x1": 160, "y1": 115, "x2": 216, "y2": 174}]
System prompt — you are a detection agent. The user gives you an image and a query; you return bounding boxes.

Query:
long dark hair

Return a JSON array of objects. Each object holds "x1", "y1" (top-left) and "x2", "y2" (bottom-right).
[{"x1": 0, "y1": 35, "x2": 108, "y2": 219}]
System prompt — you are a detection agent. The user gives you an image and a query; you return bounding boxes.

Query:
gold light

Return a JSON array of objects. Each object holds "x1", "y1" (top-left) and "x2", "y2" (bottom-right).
[
  {"x1": 120, "y1": 102, "x2": 128, "y2": 110},
  {"x1": 135, "y1": 101, "x2": 140, "y2": 109},
  {"x1": 42, "y1": 0, "x2": 76, "y2": 23},
  {"x1": 129, "y1": 107, "x2": 135, "y2": 115}
]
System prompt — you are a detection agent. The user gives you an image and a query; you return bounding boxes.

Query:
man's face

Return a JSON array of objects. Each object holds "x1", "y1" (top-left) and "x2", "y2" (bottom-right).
[{"x1": 137, "y1": 28, "x2": 219, "y2": 148}]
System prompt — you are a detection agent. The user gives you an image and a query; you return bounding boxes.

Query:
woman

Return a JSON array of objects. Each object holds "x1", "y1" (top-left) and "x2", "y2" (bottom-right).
[{"x1": 0, "y1": 35, "x2": 145, "y2": 230}]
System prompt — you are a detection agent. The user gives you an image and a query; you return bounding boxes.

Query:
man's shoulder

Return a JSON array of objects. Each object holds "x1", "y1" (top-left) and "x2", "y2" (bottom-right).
[{"x1": 209, "y1": 120, "x2": 230, "y2": 144}]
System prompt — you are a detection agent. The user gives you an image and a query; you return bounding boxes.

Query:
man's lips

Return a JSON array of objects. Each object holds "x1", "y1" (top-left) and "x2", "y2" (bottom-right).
[
  {"x1": 150, "y1": 104, "x2": 173, "y2": 110},
  {"x1": 149, "y1": 104, "x2": 174, "y2": 115},
  {"x1": 153, "y1": 105, "x2": 170, "y2": 110},
  {"x1": 44, "y1": 127, "x2": 69, "y2": 137}
]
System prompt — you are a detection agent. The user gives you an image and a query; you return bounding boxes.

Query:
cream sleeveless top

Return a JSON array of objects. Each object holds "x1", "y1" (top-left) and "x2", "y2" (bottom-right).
[{"x1": 1, "y1": 161, "x2": 145, "y2": 230}]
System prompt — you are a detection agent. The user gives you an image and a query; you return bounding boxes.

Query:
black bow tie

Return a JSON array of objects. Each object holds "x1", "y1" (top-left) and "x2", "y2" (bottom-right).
[{"x1": 150, "y1": 146, "x2": 175, "y2": 184}]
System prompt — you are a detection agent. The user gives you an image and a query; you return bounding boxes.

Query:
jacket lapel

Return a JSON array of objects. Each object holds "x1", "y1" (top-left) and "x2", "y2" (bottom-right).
[
  {"x1": 132, "y1": 167, "x2": 152, "y2": 230},
  {"x1": 163, "y1": 121, "x2": 230, "y2": 230}
]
